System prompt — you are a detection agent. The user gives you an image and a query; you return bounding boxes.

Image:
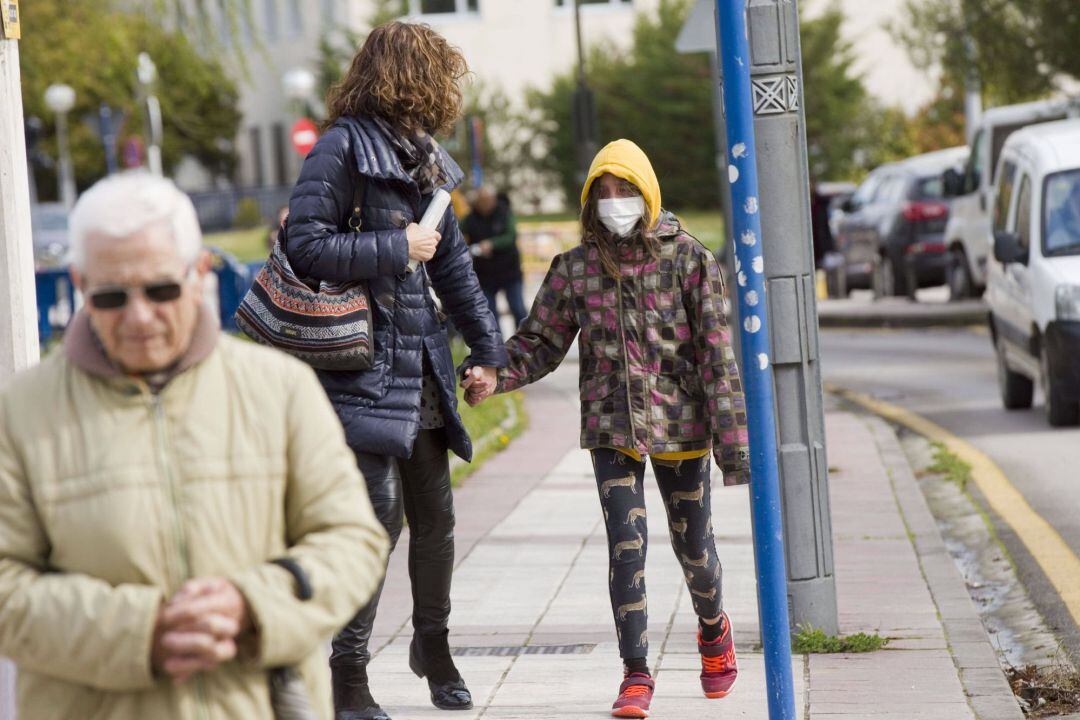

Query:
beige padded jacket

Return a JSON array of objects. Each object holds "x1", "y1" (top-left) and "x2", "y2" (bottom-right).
[{"x1": 0, "y1": 332, "x2": 389, "y2": 720}]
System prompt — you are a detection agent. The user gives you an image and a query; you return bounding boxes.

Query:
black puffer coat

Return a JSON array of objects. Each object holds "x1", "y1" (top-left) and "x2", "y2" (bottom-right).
[{"x1": 285, "y1": 116, "x2": 507, "y2": 461}]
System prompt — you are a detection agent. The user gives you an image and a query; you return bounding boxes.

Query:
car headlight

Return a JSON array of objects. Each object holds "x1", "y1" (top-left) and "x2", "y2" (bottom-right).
[{"x1": 1055, "y1": 285, "x2": 1080, "y2": 321}]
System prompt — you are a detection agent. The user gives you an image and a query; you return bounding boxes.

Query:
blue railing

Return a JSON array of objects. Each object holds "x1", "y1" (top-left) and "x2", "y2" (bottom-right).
[{"x1": 34, "y1": 249, "x2": 264, "y2": 344}]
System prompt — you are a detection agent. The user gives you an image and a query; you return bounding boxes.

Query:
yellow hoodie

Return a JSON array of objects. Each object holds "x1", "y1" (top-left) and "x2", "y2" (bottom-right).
[
  {"x1": 580, "y1": 140, "x2": 705, "y2": 464},
  {"x1": 580, "y1": 139, "x2": 663, "y2": 227}
]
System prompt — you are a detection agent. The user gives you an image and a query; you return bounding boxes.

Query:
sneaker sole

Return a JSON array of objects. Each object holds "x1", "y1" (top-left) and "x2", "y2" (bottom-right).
[
  {"x1": 703, "y1": 675, "x2": 736, "y2": 699},
  {"x1": 611, "y1": 707, "x2": 649, "y2": 718}
]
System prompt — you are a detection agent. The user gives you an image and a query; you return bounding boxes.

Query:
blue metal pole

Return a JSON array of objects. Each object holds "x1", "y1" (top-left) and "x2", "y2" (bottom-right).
[{"x1": 714, "y1": 2, "x2": 797, "y2": 719}]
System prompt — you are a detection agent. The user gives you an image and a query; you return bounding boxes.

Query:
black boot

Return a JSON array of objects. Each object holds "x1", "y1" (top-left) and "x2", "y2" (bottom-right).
[
  {"x1": 408, "y1": 632, "x2": 473, "y2": 711},
  {"x1": 332, "y1": 665, "x2": 391, "y2": 720}
]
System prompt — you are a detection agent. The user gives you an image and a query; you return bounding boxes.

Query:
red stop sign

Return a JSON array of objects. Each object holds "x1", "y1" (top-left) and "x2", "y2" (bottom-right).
[{"x1": 291, "y1": 118, "x2": 318, "y2": 157}]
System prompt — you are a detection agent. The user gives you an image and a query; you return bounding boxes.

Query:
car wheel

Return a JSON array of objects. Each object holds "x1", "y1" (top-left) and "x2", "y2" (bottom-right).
[
  {"x1": 996, "y1": 334, "x2": 1034, "y2": 410},
  {"x1": 825, "y1": 265, "x2": 848, "y2": 299},
  {"x1": 947, "y1": 248, "x2": 973, "y2": 302},
  {"x1": 872, "y1": 255, "x2": 900, "y2": 299},
  {"x1": 904, "y1": 258, "x2": 918, "y2": 302},
  {"x1": 1042, "y1": 346, "x2": 1080, "y2": 426}
]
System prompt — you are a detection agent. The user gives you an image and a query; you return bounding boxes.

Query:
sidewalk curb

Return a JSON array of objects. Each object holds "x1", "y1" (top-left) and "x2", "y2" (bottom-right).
[
  {"x1": 817, "y1": 302, "x2": 988, "y2": 329},
  {"x1": 862, "y1": 414, "x2": 1024, "y2": 720}
]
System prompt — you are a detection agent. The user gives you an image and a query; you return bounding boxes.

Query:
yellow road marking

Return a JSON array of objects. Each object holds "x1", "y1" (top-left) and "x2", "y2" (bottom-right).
[{"x1": 827, "y1": 382, "x2": 1080, "y2": 628}]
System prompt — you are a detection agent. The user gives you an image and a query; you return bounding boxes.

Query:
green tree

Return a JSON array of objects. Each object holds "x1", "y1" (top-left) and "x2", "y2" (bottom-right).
[
  {"x1": 21, "y1": 0, "x2": 241, "y2": 198},
  {"x1": 892, "y1": 0, "x2": 1070, "y2": 106}
]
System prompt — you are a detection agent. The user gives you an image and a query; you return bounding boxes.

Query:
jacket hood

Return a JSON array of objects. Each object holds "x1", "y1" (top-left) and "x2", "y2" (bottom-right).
[
  {"x1": 580, "y1": 139, "x2": 662, "y2": 227},
  {"x1": 338, "y1": 115, "x2": 465, "y2": 192}
]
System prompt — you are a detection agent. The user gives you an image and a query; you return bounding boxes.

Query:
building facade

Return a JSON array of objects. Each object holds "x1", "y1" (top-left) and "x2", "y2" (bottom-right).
[{"x1": 212, "y1": 0, "x2": 655, "y2": 193}]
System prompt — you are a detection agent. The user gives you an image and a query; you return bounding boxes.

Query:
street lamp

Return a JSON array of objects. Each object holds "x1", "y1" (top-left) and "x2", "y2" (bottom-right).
[
  {"x1": 137, "y1": 52, "x2": 164, "y2": 176},
  {"x1": 44, "y1": 83, "x2": 76, "y2": 209},
  {"x1": 571, "y1": 0, "x2": 597, "y2": 185},
  {"x1": 282, "y1": 67, "x2": 316, "y2": 116}
]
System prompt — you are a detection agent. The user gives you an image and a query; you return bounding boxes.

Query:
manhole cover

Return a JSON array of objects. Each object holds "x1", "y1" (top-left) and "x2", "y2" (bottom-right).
[{"x1": 451, "y1": 643, "x2": 596, "y2": 657}]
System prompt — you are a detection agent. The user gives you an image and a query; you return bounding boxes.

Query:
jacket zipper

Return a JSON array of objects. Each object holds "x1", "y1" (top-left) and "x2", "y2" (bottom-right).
[
  {"x1": 151, "y1": 396, "x2": 211, "y2": 720},
  {"x1": 616, "y1": 274, "x2": 640, "y2": 451}
]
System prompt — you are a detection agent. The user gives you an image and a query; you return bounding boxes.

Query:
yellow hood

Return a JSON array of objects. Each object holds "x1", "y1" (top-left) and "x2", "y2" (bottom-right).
[{"x1": 580, "y1": 139, "x2": 662, "y2": 227}]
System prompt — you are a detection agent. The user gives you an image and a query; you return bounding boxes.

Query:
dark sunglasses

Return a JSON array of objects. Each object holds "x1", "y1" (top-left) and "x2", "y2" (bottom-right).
[{"x1": 87, "y1": 275, "x2": 189, "y2": 310}]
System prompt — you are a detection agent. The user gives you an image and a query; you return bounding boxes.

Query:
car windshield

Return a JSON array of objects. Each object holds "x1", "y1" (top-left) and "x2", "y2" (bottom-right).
[
  {"x1": 32, "y1": 210, "x2": 68, "y2": 232},
  {"x1": 1044, "y1": 169, "x2": 1080, "y2": 255}
]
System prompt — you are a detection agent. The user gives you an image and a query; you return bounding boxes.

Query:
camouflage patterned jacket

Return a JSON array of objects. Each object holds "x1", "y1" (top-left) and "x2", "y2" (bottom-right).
[{"x1": 497, "y1": 213, "x2": 750, "y2": 484}]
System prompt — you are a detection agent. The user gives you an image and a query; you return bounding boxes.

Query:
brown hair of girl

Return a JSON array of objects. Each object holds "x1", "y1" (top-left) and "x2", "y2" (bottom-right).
[
  {"x1": 323, "y1": 22, "x2": 467, "y2": 135},
  {"x1": 581, "y1": 178, "x2": 660, "y2": 279}
]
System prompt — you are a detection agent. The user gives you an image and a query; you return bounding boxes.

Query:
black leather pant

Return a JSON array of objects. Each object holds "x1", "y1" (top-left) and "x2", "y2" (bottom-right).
[{"x1": 330, "y1": 428, "x2": 456, "y2": 669}]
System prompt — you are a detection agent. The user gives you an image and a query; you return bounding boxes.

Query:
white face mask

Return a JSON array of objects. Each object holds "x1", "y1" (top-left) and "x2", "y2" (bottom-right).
[{"x1": 597, "y1": 197, "x2": 645, "y2": 238}]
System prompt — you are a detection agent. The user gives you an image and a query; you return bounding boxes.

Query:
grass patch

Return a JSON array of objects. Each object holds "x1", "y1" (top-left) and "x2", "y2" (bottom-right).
[
  {"x1": 792, "y1": 625, "x2": 888, "y2": 654},
  {"x1": 450, "y1": 340, "x2": 529, "y2": 486},
  {"x1": 925, "y1": 441, "x2": 973, "y2": 490},
  {"x1": 204, "y1": 228, "x2": 269, "y2": 263}
]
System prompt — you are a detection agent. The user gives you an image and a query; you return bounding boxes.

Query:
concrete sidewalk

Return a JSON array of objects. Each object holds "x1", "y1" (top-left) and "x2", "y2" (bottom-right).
[{"x1": 362, "y1": 361, "x2": 1022, "y2": 719}]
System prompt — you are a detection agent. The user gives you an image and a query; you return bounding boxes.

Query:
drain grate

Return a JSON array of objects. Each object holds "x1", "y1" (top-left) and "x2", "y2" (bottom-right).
[{"x1": 451, "y1": 643, "x2": 596, "y2": 657}]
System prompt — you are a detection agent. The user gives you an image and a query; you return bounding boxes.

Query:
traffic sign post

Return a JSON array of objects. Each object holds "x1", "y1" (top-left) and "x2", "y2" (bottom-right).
[
  {"x1": 291, "y1": 118, "x2": 318, "y2": 157},
  {"x1": 714, "y1": 1, "x2": 797, "y2": 718}
]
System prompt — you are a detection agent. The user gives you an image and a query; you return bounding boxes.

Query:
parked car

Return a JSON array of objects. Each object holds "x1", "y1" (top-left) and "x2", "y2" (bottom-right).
[
  {"x1": 942, "y1": 97, "x2": 1079, "y2": 300},
  {"x1": 30, "y1": 202, "x2": 70, "y2": 269},
  {"x1": 986, "y1": 119, "x2": 1080, "y2": 426},
  {"x1": 830, "y1": 147, "x2": 968, "y2": 299}
]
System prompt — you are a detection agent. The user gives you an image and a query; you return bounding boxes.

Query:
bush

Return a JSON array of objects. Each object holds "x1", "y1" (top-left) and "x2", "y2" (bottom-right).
[{"x1": 232, "y1": 198, "x2": 264, "y2": 229}]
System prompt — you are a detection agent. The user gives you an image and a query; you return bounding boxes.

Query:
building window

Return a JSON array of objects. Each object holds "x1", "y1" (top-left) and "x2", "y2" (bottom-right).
[
  {"x1": 555, "y1": 0, "x2": 632, "y2": 6},
  {"x1": 249, "y1": 126, "x2": 266, "y2": 188},
  {"x1": 286, "y1": 0, "x2": 303, "y2": 37},
  {"x1": 321, "y1": 0, "x2": 336, "y2": 26},
  {"x1": 271, "y1": 123, "x2": 288, "y2": 187},
  {"x1": 264, "y1": 0, "x2": 279, "y2": 41},
  {"x1": 411, "y1": 0, "x2": 478, "y2": 15}
]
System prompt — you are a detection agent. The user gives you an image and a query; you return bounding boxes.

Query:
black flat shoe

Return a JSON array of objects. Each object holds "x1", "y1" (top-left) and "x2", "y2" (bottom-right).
[
  {"x1": 332, "y1": 665, "x2": 392, "y2": 720},
  {"x1": 408, "y1": 634, "x2": 474, "y2": 711}
]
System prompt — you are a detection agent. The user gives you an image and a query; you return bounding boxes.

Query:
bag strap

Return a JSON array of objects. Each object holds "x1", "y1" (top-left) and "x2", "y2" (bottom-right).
[{"x1": 345, "y1": 164, "x2": 367, "y2": 234}]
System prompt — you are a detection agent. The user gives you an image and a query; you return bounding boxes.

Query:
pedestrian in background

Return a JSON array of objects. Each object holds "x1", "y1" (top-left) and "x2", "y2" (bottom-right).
[
  {"x1": 461, "y1": 185, "x2": 528, "y2": 336},
  {"x1": 463, "y1": 140, "x2": 748, "y2": 719},
  {"x1": 0, "y1": 172, "x2": 389, "y2": 720},
  {"x1": 284, "y1": 21, "x2": 507, "y2": 720}
]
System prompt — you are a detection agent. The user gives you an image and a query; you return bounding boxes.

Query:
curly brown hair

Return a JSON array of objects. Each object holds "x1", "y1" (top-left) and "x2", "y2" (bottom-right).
[
  {"x1": 323, "y1": 22, "x2": 468, "y2": 135},
  {"x1": 581, "y1": 177, "x2": 660, "y2": 279}
]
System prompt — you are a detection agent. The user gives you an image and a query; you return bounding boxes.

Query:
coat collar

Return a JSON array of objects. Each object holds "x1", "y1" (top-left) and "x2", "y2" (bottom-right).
[
  {"x1": 338, "y1": 115, "x2": 465, "y2": 192},
  {"x1": 64, "y1": 303, "x2": 220, "y2": 391}
]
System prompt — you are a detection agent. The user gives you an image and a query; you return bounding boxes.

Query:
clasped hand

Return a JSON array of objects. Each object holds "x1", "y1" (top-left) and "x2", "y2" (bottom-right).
[
  {"x1": 151, "y1": 577, "x2": 251, "y2": 684},
  {"x1": 461, "y1": 366, "x2": 497, "y2": 406}
]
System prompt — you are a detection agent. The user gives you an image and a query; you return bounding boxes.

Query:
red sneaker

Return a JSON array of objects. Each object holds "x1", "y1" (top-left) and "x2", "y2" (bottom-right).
[
  {"x1": 699, "y1": 612, "x2": 738, "y2": 698},
  {"x1": 611, "y1": 672, "x2": 654, "y2": 718}
]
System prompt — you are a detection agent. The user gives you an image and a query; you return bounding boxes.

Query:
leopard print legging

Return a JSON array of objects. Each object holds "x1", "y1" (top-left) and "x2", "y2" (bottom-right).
[{"x1": 591, "y1": 448, "x2": 724, "y2": 659}]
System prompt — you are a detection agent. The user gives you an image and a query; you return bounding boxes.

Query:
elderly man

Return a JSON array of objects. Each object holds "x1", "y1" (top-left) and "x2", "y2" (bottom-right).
[{"x1": 0, "y1": 172, "x2": 389, "y2": 720}]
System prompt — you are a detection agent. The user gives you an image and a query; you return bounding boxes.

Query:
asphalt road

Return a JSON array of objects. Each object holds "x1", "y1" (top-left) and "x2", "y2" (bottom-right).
[{"x1": 820, "y1": 326, "x2": 1080, "y2": 663}]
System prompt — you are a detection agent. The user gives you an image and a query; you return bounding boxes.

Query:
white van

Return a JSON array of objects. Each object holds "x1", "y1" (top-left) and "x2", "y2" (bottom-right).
[
  {"x1": 986, "y1": 119, "x2": 1080, "y2": 426},
  {"x1": 942, "y1": 98, "x2": 1078, "y2": 300}
]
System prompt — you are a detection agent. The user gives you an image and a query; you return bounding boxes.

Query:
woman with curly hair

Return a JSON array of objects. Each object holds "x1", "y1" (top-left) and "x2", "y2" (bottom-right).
[{"x1": 284, "y1": 21, "x2": 506, "y2": 720}]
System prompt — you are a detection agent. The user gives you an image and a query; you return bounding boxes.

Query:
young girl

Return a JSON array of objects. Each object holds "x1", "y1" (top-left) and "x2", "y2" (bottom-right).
[{"x1": 464, "y1": 140, "x2": 749, "y2": 718}]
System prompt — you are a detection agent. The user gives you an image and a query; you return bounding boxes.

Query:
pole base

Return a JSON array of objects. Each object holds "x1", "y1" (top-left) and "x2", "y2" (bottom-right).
[{"x1": 788, "y1": 575, "x2": 839, "y2": 635}]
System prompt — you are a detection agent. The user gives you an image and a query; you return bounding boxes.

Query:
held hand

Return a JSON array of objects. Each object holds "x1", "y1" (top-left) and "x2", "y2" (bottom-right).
[
  {"x1": 461, "y1": 366, "x2": 497, "y2": 406},
  {"x1": 478, "y1": 240, "x2": 494, "y2": 258},
  {"x1": 406, "y1": 223, "x2": 441, "y2": 263},
  {"x1": 151, "y1": 578, "x2": 251, "y2": 683}
]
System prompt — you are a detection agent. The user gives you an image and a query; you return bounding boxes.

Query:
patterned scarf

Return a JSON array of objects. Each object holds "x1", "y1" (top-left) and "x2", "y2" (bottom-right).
[{"x1": 373, "y1": 116, "x2": 449, "y2": 195}]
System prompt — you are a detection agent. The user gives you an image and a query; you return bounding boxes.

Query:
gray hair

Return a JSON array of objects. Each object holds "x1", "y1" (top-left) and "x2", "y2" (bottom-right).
[{"x1": 68, "y1": 171, "x2": 202, "y2": 270}]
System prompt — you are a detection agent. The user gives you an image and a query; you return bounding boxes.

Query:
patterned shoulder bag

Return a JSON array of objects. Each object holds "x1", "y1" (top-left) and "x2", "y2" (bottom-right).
[{"x1": 235, "y1": 180, "x2": 373, "y2": 371}]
